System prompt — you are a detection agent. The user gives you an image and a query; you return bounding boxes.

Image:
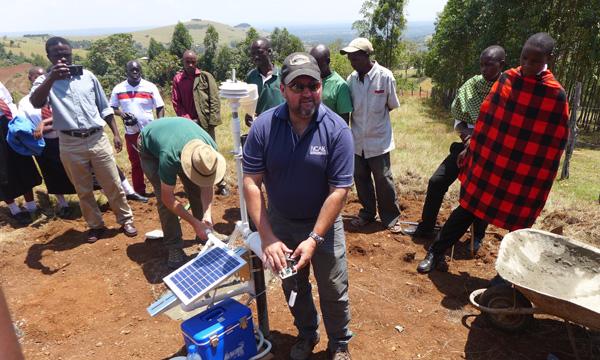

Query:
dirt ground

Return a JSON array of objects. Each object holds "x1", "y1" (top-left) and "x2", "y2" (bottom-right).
[{"x1": 1, "y1": 183, "x2": 599, "y2": 360}]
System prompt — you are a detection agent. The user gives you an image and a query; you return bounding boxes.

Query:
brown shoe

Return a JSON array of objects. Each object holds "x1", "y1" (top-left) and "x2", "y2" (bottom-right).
[{"x1": 121, "y1": 222, "x2": 138, "y2": 237}]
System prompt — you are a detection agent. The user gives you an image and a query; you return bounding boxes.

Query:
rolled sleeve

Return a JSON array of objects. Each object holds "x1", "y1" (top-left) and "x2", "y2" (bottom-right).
[
  {"x1": 327, "y1": 127, "x2": 354, "y2": 188},
  {"x1": 90, "y1": 74, "x2": 113, "y2": 119},
  {"x1": 242, "y1": 120, "x2": 266, "y2": 174}
]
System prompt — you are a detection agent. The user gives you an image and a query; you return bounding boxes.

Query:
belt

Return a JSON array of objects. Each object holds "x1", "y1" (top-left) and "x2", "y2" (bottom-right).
[{"x1": 60, "y1": 128, "x2": 102, "y2": 138}]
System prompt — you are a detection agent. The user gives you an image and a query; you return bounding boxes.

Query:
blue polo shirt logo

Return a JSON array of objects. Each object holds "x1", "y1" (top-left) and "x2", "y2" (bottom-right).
[{"x1": 310, "y1": 145, "x2": 327, "y2": 155}]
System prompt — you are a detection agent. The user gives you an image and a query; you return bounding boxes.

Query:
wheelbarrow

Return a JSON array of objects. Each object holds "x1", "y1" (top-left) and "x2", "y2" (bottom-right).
[{"x1": 469, "y1": 229, "x2": 600, "y2": 358}]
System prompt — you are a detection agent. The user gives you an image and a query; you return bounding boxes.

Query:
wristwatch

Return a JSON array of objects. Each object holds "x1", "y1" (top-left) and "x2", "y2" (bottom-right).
[{"x1": 309, "y1": 231, "x2": 325, "y2": 246}]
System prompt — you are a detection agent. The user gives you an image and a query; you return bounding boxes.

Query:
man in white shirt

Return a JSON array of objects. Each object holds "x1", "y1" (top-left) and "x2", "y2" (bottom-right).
[
  {"x1": 110, "y1": 60, "x2": 164, "y2": 199},
  {"x1": 342, "y1": 38, "x2": 403, "y2": 234}
]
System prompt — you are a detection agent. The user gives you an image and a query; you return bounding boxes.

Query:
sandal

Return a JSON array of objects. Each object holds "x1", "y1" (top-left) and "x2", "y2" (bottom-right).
[
  {"x1": 388, "y1": 221, "x2": 405, "y2": 234},
  {"x1": 350, "y1": 216, "x2": 374, "y2": 228}
]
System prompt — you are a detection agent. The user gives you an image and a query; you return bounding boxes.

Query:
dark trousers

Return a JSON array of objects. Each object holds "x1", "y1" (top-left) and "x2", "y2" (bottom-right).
[
  {"x1": 354, "y1": 152, "x2": 400, "y2": 228},
  {"x1": 430, "y1": 205, "x2": 485, "y2": 254},
  {"x1": 420, "y1": 142, "x2": 486, "y2": 238}
]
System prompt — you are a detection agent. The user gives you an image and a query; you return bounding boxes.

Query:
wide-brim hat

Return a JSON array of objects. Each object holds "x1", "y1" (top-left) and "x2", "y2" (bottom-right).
[{"x1": 181, "y1": 139, "x2": 226, "y2": 187}]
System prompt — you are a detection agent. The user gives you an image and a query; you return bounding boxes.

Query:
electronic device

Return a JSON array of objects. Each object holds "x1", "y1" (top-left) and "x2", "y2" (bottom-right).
[
  {"x1": 68, "y1": 64, "x2": 84, "y2": 77},
  {"x1": 278, "y1": 255, "x2": 297, "y2": 279}
]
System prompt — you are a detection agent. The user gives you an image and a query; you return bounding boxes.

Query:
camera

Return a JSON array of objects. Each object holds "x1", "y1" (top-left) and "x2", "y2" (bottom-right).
[
  {"x1": 122, "y1": 112, "x2": 138, "y2": 127},
  {"x1": 67, "y1": 65, "x2": 84, "y2": 77}
]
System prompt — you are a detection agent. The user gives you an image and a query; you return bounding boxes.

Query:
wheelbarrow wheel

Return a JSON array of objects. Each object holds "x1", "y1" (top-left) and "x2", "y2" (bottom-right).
[{"x1": 479, "y1": 284, "x2": 533, "y2": 332}]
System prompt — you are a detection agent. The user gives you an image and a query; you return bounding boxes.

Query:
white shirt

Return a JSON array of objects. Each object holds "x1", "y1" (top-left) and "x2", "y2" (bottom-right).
[
  {"x1": 0, "y1": 81, "x2": 18, "y2": 118},
  {"x1": 347, "y1": 62, "x2": 400, "y2": 158},
  {"x1": 19, "y1": 94, "x2": 59, "y2": 139},
  {"x1": 109, "y1": 78, "x2": 164, "y2": 135}
]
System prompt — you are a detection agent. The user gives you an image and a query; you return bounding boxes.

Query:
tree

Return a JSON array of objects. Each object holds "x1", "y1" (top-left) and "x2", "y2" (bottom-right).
[
  {"x1": 353, "y1": 0, "x2": 407, "y2": 69},
  {"x1": 169, "y1": 22, "x2": 193, "y2": 58},
  {"x1": 235, "y1": 27, "x2": 260, "y2": 78},
  {"x1": 202, "y1": 25, "x2": 219, "y2": 73},
  {"x1": 148, "y1": 37, "x2": 166, "y2": 61},
  {"x1": 145, "y1": 52, "x2": 180, "y2": 89},
  {"x1": 328, "y1": 40, "x2": 354, "y2": 80},
  {"x1": 270, "y1": 27, "x2": 305, "y2": 64},
  {"x1": 214, "y1": 45, "x2": 240, "y2": 81},
  {"x1": 85, "y1": 33, "x2": 137, "y2": 90}
]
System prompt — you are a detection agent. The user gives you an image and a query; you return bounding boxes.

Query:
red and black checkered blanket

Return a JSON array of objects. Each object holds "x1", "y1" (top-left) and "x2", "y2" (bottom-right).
[{"x1": 458, "y1": 67, "x2": 569, "y2": 231}]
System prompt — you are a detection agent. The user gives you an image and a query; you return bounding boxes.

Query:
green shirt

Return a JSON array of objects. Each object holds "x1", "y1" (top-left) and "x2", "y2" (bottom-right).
[
  {"x1": 141, "y1": 117, "x2": 217, "y2": 185},
  {"x1": 451, "y1": 74, "x2": 496, "y2": 125},
  {"x1": 321, "y1": 71, "x2": 353, "y2": 117},
  {"x1": 246, "y1": 67, "x2": 285, "y2": 115}
]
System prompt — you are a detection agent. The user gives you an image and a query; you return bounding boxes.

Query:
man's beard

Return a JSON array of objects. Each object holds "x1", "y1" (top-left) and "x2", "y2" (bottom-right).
[{"x1": 296, "y1": 100, "x2": 317, "y2": 119}]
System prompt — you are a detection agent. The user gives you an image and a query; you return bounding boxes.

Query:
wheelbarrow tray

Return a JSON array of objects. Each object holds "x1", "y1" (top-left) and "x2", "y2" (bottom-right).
[{"x1": 496, "y1": 229, "x2": 600, "y2": 330}]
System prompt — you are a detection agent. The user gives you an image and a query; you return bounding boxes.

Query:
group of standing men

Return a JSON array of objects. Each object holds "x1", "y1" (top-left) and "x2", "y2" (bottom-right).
[{"x1": 0, "y1": 31, "x2": 571, "y2": 360}]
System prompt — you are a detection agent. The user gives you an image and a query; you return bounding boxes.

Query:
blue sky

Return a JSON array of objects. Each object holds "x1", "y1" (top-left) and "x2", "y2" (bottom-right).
[{"x1": 2, "y1": 0, "x2": 447, "y2": 34}]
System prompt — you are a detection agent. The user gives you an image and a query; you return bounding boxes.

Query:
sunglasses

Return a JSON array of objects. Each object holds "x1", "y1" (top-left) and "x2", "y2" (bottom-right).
[{"x1": 287, "y1": 81, "x2": 321, "y2": 94}]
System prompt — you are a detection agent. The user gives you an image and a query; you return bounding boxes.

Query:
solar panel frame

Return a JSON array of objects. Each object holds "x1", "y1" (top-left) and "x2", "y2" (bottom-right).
[{"x1": 164, "y1": 246, "x2": 246, "y2": 305}]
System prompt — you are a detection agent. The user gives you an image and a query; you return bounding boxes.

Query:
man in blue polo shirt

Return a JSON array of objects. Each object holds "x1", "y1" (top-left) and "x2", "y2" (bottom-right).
[{"x1": 243, "y1": 53, "x2": 354, "y2": 360}]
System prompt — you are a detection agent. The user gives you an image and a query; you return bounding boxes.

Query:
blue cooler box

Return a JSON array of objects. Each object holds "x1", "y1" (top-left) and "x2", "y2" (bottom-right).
[{"x1": 181, "y1": 298, "x2": 257, "y2": 360}]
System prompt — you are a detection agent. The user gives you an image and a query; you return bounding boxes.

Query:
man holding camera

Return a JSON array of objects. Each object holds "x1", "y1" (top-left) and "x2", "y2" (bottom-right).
[
  {"x1": 30, "y1": 37, "x2": 137, "y2": 242},
  {"x1": 243, "y1": 53, "x2": 354, "y2": 360},
  {"x1": 110, "y1": 60, "x2": 164, "y2": 199}
]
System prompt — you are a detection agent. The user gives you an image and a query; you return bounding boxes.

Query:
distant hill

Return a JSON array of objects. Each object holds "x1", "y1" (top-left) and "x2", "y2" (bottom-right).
[
  {"x1": 1, "y1": 19, "x2": 258, "y2": 60},
  {"x1": 69, "y1": 19, "x2": 254, "y2": 48}
]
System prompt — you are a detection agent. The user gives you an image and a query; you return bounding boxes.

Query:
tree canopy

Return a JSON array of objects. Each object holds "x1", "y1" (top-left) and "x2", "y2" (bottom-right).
[
  {"x1": 169, "y1": 22, "x2": 193, "y2": 59},
  {"x1": 426, "y1": 0, "x2": 600, "y2": 130}
]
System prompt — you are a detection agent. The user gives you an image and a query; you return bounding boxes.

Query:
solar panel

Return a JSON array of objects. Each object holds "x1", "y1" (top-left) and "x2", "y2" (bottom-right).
[{"x1": 164, "y1": 246, "x2": 246, "y2": 305}]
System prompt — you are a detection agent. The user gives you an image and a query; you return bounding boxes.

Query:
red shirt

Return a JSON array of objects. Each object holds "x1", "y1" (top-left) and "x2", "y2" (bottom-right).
[{"x1": 171, "y1": 69, "x2": 200, "y2": 120}]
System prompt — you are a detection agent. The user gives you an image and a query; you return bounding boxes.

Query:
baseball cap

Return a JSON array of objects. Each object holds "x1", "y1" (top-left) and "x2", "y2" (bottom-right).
[
  {"x1": 281, "y1": 52, "x2": 321, "y2": 85},
  {"x1": 340, "y1": 37, "x2": 374, "y2": 55}
]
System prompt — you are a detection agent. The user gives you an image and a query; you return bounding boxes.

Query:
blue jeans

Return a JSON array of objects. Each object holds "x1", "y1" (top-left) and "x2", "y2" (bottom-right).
[{"x1": 268, "y1": 206, "x2": 352, "y2": 351}]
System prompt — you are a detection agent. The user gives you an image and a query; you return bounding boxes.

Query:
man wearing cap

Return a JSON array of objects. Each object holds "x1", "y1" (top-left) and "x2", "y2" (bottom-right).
[
  {"x1": 243, "y1": 52, "x2": 354, "y2": 360},
  {"x1": 309, "y1": 44, "x2": 353, "y2": 124},
  {"x1": 138, "y1": 117, "x2": 226, "y2": 269},
  {"x1": 341, "y1": 37, "x2": 403, "y2": 234}
]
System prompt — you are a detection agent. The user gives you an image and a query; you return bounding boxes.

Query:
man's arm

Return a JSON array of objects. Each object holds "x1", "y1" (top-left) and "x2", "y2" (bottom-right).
[
  {"x1": 160, "y1": 182, "x2": 212, "y2": 240},
  {"x1": 104, "y1": 114, "x2": 123, "y2": 153},
  {"x1": 30, "y1": 64, "x2": 70, "y2": 108},
  {"x1": 111, "y1": 106, "x2": 124, "y2": 118},
  {"x1": 292, "y1": 186, "x2": 350, "y2": 270},
  {"x1": 243, "y1": 173, "x2": 291, "y2": 271},
  {"x1": 171, "y1": 76, "x2": 189, "y2": 118}
]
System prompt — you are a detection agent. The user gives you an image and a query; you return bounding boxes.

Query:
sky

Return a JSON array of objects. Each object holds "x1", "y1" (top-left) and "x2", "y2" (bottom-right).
[{"x1": 2, "y1": 0, "x2": 447, "y2": 34}]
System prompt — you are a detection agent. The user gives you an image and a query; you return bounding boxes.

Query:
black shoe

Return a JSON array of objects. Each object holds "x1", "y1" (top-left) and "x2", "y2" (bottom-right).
[
  {"x1": 139, "y1": 191, "x2": 155, "y2": 198},
  {"x1": 215, "y1": 185, "x2": 230, "y2": 196},
  {"x1": 12, "y1": 211, "x2": 32, "y2": 225},
  {"x1": 126, "y1": 192, "x2": 149, "y2": 203},
  {"x1": 417, "y1": 251, "x2": 444, "y2": 274},
  {"x1": 87, "y1": 226, "x2": 107, "y2": 243}
]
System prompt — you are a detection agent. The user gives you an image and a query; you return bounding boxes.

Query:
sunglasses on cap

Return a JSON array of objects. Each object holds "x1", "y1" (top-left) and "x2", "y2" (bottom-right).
[{"x1": 287, "y1": 81, "x2": 321, "y2": 94}]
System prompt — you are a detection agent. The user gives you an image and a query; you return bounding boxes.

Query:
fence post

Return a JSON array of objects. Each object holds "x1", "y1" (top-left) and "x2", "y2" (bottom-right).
[
  {"x1": 419, "y1": 86, "x2": 422, "y2": 97},
  {"x1": 560, "y1": 82, "x2": 582, "y2": 180}
]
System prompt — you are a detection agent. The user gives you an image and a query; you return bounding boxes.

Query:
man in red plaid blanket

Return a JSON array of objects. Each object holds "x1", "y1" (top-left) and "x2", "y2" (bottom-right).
[{"x1": 418, "y1": 33, "x2": 570, "y2": 274}]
